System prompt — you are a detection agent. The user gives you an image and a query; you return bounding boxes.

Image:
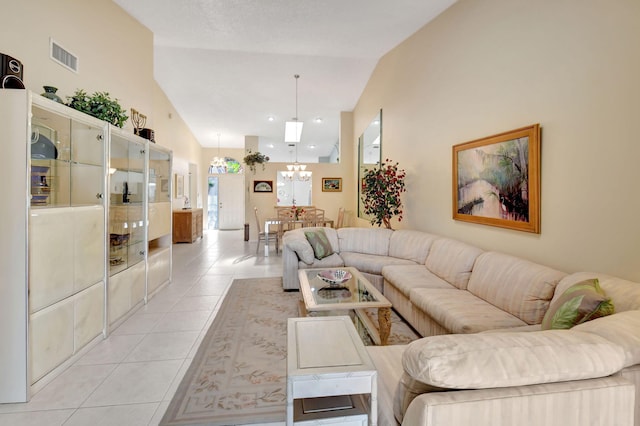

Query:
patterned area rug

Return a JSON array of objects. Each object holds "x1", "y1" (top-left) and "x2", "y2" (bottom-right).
[{"x1": 160, "y1": 277, "x2": 419, "y2": 426}]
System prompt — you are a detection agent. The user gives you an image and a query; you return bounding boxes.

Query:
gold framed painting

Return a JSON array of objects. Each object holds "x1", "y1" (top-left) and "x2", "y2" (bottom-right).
[
  {"x1": 322, "y1": 177, "x2": 342, "y2": 192},
  {"x1": 452, "y1": 124, "x2": 541, "y2": 233}
]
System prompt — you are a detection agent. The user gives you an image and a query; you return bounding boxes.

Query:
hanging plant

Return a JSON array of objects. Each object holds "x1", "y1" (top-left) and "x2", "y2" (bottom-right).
[
  {"x1": 243, "y1": 150, "x2": 270, "y2": 173},
  {"x1": 361, "y1": 158, "x2": 407, "y2": 229},
  {"x1": 66, "y1": 89, "x2": 128, "y2": 128}
]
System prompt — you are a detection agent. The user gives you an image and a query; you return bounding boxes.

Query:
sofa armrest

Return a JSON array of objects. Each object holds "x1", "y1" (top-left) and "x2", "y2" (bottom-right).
[
  {"x1": 403, "y1": 376, "x2": 635, "y2": 426},
  {"x1": 282, "y1": 242, "x2": 302, "y2": 290}
]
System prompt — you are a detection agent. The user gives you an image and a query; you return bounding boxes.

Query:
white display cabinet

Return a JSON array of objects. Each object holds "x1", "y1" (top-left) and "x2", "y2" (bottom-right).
[
  {"x1": 107, "y1": 128, "x2": 173, "y2": 329},
  {"x1": 0, "y1": 91, "x2": 107, "y2": 402},
  {"x1": 147, "y1": 144, "x2": 172, "y2": 296},
  {"x1": 0, "y1": 91, "x2": 173, "y2": 403},
  {"x1": 108, "y1": 128, "x2": 147, "y2": 327}
]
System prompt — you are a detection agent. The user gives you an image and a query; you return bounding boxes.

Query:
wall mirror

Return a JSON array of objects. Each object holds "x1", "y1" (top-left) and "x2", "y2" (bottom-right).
[
  {"x1": 358, "y1": 109, "x2": 382, "y2": 218},
  {"x1": 276, "y1": 172, "x2": 313, "y2": 206}
]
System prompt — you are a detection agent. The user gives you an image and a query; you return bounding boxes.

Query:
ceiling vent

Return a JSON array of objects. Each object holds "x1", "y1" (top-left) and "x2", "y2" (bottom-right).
[{"x1": 50, "y1": 39, "x2": 78, "y2": 73}]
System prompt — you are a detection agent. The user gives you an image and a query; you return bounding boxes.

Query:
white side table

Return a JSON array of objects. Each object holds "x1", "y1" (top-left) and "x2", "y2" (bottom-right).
[{"x1": 287, "y1": 316, "x2": 378, "y2": 426}]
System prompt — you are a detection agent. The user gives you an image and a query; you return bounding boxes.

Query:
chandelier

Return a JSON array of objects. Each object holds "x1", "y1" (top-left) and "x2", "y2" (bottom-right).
[
  {"x1": 282, "y1": 144, "x2": 311, "y2": 182},
  {"x1": 210, "y1": 133, "x2": 226, "y2": 173}
]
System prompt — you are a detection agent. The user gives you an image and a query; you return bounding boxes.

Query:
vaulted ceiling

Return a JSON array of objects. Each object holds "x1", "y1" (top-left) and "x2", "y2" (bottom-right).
[{"x1": 113, "y1": 0, "x2": 457, "y2": 162}]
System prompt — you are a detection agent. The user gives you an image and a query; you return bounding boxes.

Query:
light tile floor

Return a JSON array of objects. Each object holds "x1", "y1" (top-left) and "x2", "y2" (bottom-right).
[{"x1": 0, "y1": 230, "x2": 283, "y2": 426}]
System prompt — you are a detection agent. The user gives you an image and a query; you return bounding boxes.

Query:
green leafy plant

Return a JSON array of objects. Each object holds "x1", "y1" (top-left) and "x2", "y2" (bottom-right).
[
  {"x1": 361, "y1": 158, "x2": 407, "y2": 229},
  {"x1": 66, "y1": 89, "x2": 128, "y2": 128},
  {"x1": 243, "y1": 150, "x2": 270, "y2": 173}
]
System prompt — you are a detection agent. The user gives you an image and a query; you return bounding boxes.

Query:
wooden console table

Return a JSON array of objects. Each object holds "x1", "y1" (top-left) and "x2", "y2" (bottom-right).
[{"x1": 172, "y1": 208, "x2": 203, "y2": 243}]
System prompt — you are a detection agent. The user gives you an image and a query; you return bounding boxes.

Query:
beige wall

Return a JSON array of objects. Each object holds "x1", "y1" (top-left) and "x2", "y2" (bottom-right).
[
  {"x1": 353, "y1": 0, "x2": 640, "y2": 281},
  {"x1": 1, "y1": 0, "x2": 204, "y2": 206}
]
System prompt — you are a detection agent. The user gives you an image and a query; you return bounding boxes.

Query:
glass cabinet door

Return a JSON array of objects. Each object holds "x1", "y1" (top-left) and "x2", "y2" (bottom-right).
[
  {"x1": 71, "y1": 121, "x2": 105, "y2": 206},
  {"x1": 109, "y1": 134, "x2": 146, "y2": 276},
  {"x1": 31, "y1": 105, "x2": 105, "y2": 208},
  {"x1": 148, "y1": 147, "x2": 171, "y2": 203}
]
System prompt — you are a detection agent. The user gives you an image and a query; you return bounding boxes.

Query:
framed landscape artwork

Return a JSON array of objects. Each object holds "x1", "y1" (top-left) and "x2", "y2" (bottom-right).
[
  {"x1": 322, "y1": 177, "x2": 342, "y2": 192},
  {"x1": 452, "y1": 124, "x2": 541, "y2": 233},
  {"x1": 253, "y1": 180, "x2": 273, "y2": 193}
]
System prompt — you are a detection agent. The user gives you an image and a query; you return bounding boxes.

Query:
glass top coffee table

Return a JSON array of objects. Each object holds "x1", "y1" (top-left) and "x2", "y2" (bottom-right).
[{"x1": 298, "y1": 267, "x2": 393, "y2": 345}]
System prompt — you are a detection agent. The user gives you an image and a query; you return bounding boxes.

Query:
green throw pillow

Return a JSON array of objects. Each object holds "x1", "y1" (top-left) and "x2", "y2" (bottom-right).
[
  {"x1": 541, "y1": 278, "x2": 614, "y2": 330},
  {"x1": 304, "y1": 229, "x2": 334, "y2": 260}
]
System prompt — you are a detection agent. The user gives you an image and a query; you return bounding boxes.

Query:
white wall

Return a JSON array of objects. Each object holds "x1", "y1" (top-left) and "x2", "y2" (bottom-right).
[{"x1": 353, "y1": 0, "x2": 640, "y2": 281}]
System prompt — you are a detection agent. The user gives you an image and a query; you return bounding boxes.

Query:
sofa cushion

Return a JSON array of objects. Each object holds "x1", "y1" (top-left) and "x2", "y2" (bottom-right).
[
  {"x1": 541, "y1": 278, "x2": 614, "y2": 330},
  {"x1": 304, "y1": 229, "x2": 334, "y2": 260},
  {"x1": 410, "y1": 288, "x2": 527, "y2": 334},
  {"x1": 340, "y1": 252, "x2": 416, "y2": 276},
  {"x1": 402, "y1": 330, "x2": 626, "y2": 390},
  {"x1": 389, "y1": 230, "x2": 438, "y2": 264},
  {"x1": 383, "y1": 265, "x2": 455, "y2": 298},
  {"x1": 573, "y1": 309, "x2": 640, "y2": 367},
  {"x1": 285, "y1": 232, "x2": 315, "y2": 264},
  {"x1": 553, "y1": 272, "x2": 640, "y2": 313},
  {"x1": 466, "y1": 252, "x2": 566, "y2": 324},
  {"x1": 297, "y1": 253, "x2": 344, "y2": 270},
  {"x1": 424, "y1": 238, "x2": 484, "y2": 290},
  {"x1": 337, "y1": 227, "x2": 393, "y2": 256}
]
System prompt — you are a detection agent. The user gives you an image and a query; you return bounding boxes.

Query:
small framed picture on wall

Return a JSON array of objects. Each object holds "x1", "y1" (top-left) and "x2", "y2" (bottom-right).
[
  {"x1": 322, "y1": 177, "x2": 342, "y2": 192},
  {"x1": 253, "y1": 180, "x2": 273, "y2": 193},
  {"x1": 175, "y1": 174, "x2": 184, "y2": 198}
]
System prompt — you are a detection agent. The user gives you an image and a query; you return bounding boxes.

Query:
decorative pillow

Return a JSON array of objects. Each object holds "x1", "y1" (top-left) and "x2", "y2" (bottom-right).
[
  {"x1": 304, "y1": 229, "x2": 334, "y2": 260},
  {"x1": 541, "y1": 278, "x2": 614, "y2": 330}
]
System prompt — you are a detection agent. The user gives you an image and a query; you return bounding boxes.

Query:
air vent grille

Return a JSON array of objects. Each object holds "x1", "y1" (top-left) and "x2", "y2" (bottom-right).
[{"x1": 50, "y1": 39, "x2": 78, "y2": 73}]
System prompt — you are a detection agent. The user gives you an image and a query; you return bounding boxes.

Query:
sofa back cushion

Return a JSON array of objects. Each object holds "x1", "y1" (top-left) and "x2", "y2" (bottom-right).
[
  {"x1": 573, "y1": 309, "x2": 640, "y2": 367},
  {"x1": 424, "y1": 238, "x2": 484, "y2": 289},
  {"x1": 553, "y1": 272, "x2": 640, "y2": 313},
  {"x1": 467, "y1": 252, "x2": 566, "y2": 324},
  {"x1": 402, "y1": 330, "x2": 625, "y2": 390},
  {"x1": 388, "y1": 230, "x2": 438, "y2": 264},
  {"x1": 337, "y1": 227, "x2": 393, "y2": 256}
]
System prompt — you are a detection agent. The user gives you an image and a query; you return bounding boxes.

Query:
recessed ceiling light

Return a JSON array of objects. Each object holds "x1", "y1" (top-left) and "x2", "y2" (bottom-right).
[
  {"x1": 268, "y1": 144, "x2": 274, "y2": 148},
  {"x1": 267, "y1": 115, "x2": 275, "y2": 122},
  {"x1": 309, "y1": 144, "x2": 316, "y2": 149},
  {"x1": 314, "y1": 117, "x2": 323, "y2": 123}
]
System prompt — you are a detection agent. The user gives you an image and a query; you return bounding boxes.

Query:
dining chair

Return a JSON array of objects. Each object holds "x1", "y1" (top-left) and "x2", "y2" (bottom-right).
[
  {"x1": 336, "y1": 207, "x2": 345, "y2": 229},
  {"x1": 254, "y1": 207, "x2": 278, "y2": 254}
]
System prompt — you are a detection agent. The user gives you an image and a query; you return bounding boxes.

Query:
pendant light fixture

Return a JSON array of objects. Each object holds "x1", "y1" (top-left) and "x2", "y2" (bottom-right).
[
  {"x1": 210, "y1": 133, "x2": 225, "y2": 172},
  {"x1": 284, "y1": 74, "x2": 303, "y2": 143}
]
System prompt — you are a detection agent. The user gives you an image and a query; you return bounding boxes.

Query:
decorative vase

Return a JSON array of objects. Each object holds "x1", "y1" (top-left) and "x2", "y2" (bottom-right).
[{"x1": 41, "y1": 86, "x2": 63, "y2": 104}]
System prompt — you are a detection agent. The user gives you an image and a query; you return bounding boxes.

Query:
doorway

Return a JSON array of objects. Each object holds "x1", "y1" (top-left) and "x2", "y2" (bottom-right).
[
  {"x1": 207, "y1": 176, "x2": 219, "y2": 230},
  {"x1": 207, "y1": 174, "x2": 245, "y2": 230}
]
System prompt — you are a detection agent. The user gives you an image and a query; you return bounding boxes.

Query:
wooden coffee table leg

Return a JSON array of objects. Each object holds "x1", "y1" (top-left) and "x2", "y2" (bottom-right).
[{"x1": 378, "y1": 307, "x2": 391, "y2": 345}]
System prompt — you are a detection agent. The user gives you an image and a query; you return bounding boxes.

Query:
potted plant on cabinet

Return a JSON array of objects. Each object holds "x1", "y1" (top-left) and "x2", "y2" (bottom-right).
[
  {"x1": 361, "y1": 158, "x2": 407, "y2": 229},
  {"x1": 66, "y1": 89, "x2": 128, "y2": 128}
]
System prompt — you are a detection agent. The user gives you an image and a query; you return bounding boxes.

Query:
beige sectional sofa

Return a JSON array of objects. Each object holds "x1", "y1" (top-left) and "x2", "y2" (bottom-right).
[{"x1": 282, "y1": 227, "x2": 640, "y2": 425}]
